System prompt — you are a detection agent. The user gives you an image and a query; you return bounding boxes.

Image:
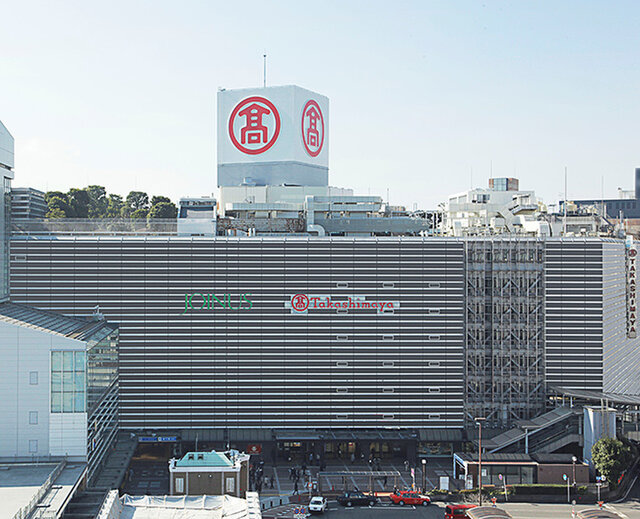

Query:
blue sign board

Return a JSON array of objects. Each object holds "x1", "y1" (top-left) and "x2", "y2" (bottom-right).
[{"x1": 139, "y1": 436, "x2": 178, "y2": 443}]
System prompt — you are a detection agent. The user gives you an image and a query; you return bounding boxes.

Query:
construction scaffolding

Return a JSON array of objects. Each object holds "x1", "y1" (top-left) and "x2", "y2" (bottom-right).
[{"x1": 465, "y1": 239, "x2": 546, "y2": 429}]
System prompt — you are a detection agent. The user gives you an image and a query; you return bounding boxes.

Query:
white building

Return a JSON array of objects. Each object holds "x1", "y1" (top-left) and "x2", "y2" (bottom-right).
[{"x1": 441, "y1": 178, "x2": 548, "y2": 237}]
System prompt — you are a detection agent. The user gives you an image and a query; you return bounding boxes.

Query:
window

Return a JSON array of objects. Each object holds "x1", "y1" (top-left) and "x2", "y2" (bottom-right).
[
  {"x1": 51, "y1": 350, "x2": 86, "y2": 413},
  {"x1": 29, "y1": 411, "x2": 38, "y2": 425},
  {"x1": 175, "y1": 477, "x2": 184, "y2": 493},
  {"x1": 29, "y1": 371, "x2": 38, "y2": 385},
  {"x1": 29, "y1": 440, "x2": 38, "y2": 453},
  {"x1": 226, "y1": 477, "x2": 235, "y2": 493}
]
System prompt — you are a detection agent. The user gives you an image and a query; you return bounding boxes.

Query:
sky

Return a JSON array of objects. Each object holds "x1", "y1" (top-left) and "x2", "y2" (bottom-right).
[{"x1": 1, "y1": 0, "x2": 639, "y2": 209}]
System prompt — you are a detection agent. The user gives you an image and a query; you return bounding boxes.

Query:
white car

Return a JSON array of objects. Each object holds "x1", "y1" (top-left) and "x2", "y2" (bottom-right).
[{"x1": 308, "y1": 496, "x2": 328, "y2": 514}]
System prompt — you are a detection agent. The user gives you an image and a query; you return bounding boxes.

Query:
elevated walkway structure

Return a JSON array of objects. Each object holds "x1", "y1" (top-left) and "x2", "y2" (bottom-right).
[{"x1": 482, "y1": 406, "x2": 581, "y2": 453}]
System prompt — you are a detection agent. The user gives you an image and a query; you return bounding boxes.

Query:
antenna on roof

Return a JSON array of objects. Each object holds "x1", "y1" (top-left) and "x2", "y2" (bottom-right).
[
  {"x1": 263, "y1": 54, "x2": 267, "y2": 88},
  {"x1": 563, "y1": 166, "x2": 568, "y2": 236}
]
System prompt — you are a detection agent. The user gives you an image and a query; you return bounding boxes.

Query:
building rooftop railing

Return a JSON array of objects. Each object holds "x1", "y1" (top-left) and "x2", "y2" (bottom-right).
[{"x1": 12, "y1": 218, "x2": 178, "y2": 236}]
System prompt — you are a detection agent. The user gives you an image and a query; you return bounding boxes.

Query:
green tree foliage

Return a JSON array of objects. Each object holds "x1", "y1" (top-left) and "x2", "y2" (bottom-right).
[
  {"x1": 44, "y1": 187, "x2": 175, "y2": 219},
  {"x1": 105, "y1": 194, "x2": 124, "y2": 218},
  {"x1": 150, "y1": 195, "x2": 172, "y2": 206},
  {"x1": 148, "y1": 201, "x2": 178, "y2": 219},
  {"x1": 86, "y1": 185, "x2": 107, "y2": 217},
  {"x1": 68, "y1": 188, "x2": 90, "y2": 218},
  {"x1": 592, "y1": 437, "x2": 631, "y2": 487},
  {"x1": 45, "y1": 192, "x2": 72, "y2": 218}
]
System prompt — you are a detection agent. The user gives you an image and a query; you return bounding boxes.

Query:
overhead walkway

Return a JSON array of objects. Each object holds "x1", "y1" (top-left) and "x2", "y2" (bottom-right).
[{"x1": 482, "y1": 406, "x2": 581, "y2": 454}]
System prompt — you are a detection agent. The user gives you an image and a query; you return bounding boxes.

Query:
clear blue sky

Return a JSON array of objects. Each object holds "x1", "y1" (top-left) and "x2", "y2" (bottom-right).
[{"x1": 1, "y1": 0, "x2": 639, "y2": 209}]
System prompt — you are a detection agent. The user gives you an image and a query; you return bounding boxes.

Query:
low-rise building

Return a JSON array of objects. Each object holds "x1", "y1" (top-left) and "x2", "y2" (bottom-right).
[
  {"x1": 168, "y1": 450, "x2": 250, "y2": 497},
  {"x1": 453, "y1": 452, "x2": 589, "y2": 487},
  {"x1": 11, "y1": 187, "x2": 47, "y2": 219},
  {"x1": 0, "y1": 302, "x2": 119, "y2": 484}
]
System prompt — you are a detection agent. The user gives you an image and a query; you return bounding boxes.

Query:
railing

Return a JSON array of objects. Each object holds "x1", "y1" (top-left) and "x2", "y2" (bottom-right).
[{"x1": 11, "y1": 457, "x2": 67, "y2": 519}]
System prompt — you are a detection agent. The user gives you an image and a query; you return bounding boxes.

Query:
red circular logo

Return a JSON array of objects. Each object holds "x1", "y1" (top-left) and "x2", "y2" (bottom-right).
[
  {"x1": 291, "y1": 294, "x2": 309, "y2": 312},
  {"x1": 301, "y1": 100, "x2": 324, "y2": 157},
  {"x1": 228, "y1": 96, "x2": 281, "y2": 155},
  {"x1": 630, "y1": 249, "x2": 637, "y2": 257}
]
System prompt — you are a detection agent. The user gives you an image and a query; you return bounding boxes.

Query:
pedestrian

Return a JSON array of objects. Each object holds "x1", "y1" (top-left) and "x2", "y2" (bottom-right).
[
  {"x1": 293, "y1": 481, "x2": 299, "y2": 495},
  {"x1": 350, "y1": 452, "x2": 355, "y2": 464},
  {"x1": 309, "y1": 452, "x2": 313, "y2": 464},
  {"x1": 383, "y1": 475, "x2": 388, "y2": 487},
  {"x1": 316, "y1": 453, "x2": 320, "y2": 465},
  {"x1": 404, "y1": 460, "x2": 409, "y2": 471},
  {"x1": 270, "y1": 476, "x2": 274, "y2": 489}
]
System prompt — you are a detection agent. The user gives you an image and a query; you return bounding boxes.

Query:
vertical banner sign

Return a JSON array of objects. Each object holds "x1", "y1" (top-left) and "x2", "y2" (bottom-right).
[{"x1": 627, "y1": 245, "x2": 637, "y2": 338}]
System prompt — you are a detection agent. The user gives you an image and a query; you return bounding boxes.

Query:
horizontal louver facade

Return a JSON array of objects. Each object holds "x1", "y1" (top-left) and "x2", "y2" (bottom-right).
[{"x1": 10, "y1": 237, "x2": 466, "y2": 430}]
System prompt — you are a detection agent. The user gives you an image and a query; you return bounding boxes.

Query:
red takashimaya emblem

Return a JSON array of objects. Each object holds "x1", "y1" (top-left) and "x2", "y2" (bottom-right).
[
  {"x1": 291, "y1": 294, "x2": 310, "y2": 312},
  {"x1": 229, "y1": 96, "x2": 281, "y2": 155},
  {"x1": 301, "y1": 100, "x2": 324, "y2": 157}
]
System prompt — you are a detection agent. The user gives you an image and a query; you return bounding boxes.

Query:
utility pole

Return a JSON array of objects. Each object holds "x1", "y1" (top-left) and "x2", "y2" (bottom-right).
[{"x1": 475, "y1": 417, "x2": 486, "y2": 506}]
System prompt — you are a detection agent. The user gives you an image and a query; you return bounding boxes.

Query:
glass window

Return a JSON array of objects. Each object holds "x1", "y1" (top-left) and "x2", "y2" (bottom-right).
[
  {"x1": 51, "y1": 392, "x2": 62, "y2": 412},
  {"x1": 29, "y1": 371, "x2": 38, "y2": 385},
  {"x1": 29, "y1": 440, "x2": 38, "y2": 453},
  {"x1": 63, "y1": 371, "x2": 73, "y2": 391},
  {"x1": 51, "y1": 350, "x2": 87, "y2": 414},
  {"x1": 29, "y1": 411, "x2": 38, "y2": 425},
  {"x1": 63, "y1": 351, "x2": 74, "y2": 371},
  {"x1": 51, "y1": 351, "x2": 62, "y2": 371},
  {"x1": 74, "y1": 371, "x2": 85, "y2": 392},
  {"x1": 74, "y1": 392, "x2": 85, "y2": 412},
  {"x1": 63, "y1": 392, "x2": 74, "y2": 412},
  {"x1": 51, "y1": 371, "x2": 62, "y2": 392},
  {"x1": 74, "y1": 351, "x2": 86, "y2": 370}
]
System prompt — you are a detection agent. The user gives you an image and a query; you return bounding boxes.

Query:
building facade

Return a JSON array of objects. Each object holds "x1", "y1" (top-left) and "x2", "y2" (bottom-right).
[
  {"x1": 8, "y1": 233, "x2": 640, "y2": 443},
  {"x1": 10, "y1": 187, "x2": 47, "y2": 219},
  {"x1": 0, "y1": 303, "x2": 119, "y2": 483},
  {"x1": 0, "y1": 120, "x2": 14, "y2": 303}
]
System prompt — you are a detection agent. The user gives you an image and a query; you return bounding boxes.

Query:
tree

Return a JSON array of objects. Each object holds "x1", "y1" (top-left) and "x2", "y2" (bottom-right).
[
  {"x1": 130, "y1": 208, "x2": 149, "y2": 219},
  {"x1": 126, "y1": 191, "x2": 149, "y2": 211},
  {"x1": 45, "y1": 205, "x2": 67, "y2": 219},
  {"x1": 86, "y1": 185, "x2": 107, "y2": 217},
  {"x1": 105, "y1": 194, "x2": 124, "y2": 218},
  {"x1": 67, "y1": 188, "x2": 90, "y2": 218},
  {"x1": 151, "y1": 195, "x2": 172, "y2": 207},
  {"x1": 592, "y1": 437, "x2": 631, "y2": 487},
  {"x1": 45, "y1": 194, "x2": 72, "y2": 218},
  {"x1": 148, "y1": 201, "x2": 178, "y2": 219}
]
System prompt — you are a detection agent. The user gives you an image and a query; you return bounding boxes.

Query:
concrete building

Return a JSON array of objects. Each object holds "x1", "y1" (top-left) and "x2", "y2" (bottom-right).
[
  {"x1": 441, "y1": 179, "x2": 549, "y2": 237},
  {"x1": 0, "y1": 120, "x2": 14, "y2": 303},
  {"x1": 8, "y1": 232, "x2": 640, "y2": 448},
  {"x1": 567, "y1": 168, "x2": 640, "y2": 219},
  {"x1": 168, "y1": 450, "x2": 250, "y2": 497},
  {"x1": 0, "y1": 302, "x2": 119, "y2": 482},
  {"x1": 11, "y1": 186, "x2": 47, "y2": 219}
]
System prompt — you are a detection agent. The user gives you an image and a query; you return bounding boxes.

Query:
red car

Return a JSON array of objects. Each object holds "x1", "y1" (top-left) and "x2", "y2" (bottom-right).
[
  {"x1": 444, "y1": 504, "x2": 477, "y2": 518},
  {"x1": 389, "y1": 490, "x2": 431, "y2": 506}
]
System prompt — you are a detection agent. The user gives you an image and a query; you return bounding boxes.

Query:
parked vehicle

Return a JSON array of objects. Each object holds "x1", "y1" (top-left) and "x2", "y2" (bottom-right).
[
  {"x1": 389, "y1": 490, "x2": 431, "y2": 506},
  {"x1": 336, "y1": 491, "x2": 378, "y2": 507},
  {"x1": 445, "y1": 504, "x2": 478, "y2": 518},
  {"x1": 308, "y1": 496, "x2": 327, "y2": 514}
]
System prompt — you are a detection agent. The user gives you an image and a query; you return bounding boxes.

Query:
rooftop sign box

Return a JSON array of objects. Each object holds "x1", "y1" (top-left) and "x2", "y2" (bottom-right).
[{"x1": 217, "y1": 85, "x2": 329, "y2": 187}]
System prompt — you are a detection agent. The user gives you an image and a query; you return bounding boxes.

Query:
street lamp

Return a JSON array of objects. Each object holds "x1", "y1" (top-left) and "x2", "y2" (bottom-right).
[
  {"x1": 572, "y1": 456, "x2": 578, "y2": 486},
  {"x1": 421, "y1": 458, "x2": 426, "y2": 493},
  {"x1": 475, "y1": 417, "x2": 486, "y2": 506}
]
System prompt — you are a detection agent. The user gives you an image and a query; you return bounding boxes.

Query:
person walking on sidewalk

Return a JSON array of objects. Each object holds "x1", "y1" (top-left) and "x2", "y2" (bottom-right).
[{"x1": 293, "y1": 481, "x2": 299, "y2": 495}]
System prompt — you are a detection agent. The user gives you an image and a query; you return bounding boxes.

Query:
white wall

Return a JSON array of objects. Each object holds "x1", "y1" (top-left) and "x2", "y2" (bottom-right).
[{"x1": 0, "y1": 320, "x2": 86, "y2": 459}]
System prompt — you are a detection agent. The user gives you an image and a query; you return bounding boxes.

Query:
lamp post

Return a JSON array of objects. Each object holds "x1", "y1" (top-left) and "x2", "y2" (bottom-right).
[
  {"x1": 475, "y1": 417, "x2": 486, "y2": 506},
  {"x1": 421, "y1": 458, "x2": 426, "y2": 493},
  {"x1": 572, "y1": 456, "x2": 577, "y2": 486}
]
